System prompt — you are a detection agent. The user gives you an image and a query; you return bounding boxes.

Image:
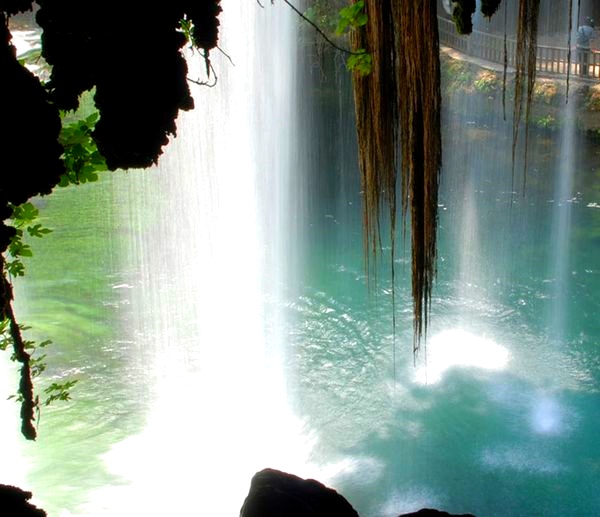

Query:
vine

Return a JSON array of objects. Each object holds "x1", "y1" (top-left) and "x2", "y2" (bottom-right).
[
  {"x1": 294, "y1": 0, "x2": 372, "y2": 75},
  {"x1": 0, "y1": 63, "x2": 104, "y2": 440},
  {"x1": 0, "y1": 197, "x2": 79, "y2": 439}
]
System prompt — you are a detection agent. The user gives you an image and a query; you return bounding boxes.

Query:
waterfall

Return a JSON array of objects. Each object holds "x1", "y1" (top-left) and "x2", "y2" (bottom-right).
[
  {"x1": 0, "y1": 357, "x2": 28, "y2": 487},
  {"x1": 2, "y1": 4, "x2": 600, "y2": 517},
  {"x1": 77, "y1": 2, "x2": 313, "y2": 515},
  {"x1": 548, "y1": 68, "x2": 577, "y2": 344}
]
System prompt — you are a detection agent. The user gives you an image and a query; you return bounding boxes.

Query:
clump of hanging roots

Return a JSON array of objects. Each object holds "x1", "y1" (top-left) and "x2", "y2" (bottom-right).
[
  {"x1": 351, "y1": 0, "x2": 441, "y2": 355},
  {"x1": 350, "y1": 0, "x2": 549, "y2": 358},
  {"x1": 481, "y1": 0, "x2": 503, "y2": 19},
  {"x1": 452, "y1": 0, "x2": 476, "y2": 35},
  {"x1": 512, "y1": 0, "x2": 541, "y2": 190}
]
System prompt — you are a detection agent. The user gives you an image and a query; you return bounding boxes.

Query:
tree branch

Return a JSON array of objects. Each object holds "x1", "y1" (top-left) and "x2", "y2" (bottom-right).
[
  {"x1": 279, "y1": 0, "x2": 362, "y2": 56},
  {"x1": 0, "y1": 258, "x2": 37, "y2": 440}
]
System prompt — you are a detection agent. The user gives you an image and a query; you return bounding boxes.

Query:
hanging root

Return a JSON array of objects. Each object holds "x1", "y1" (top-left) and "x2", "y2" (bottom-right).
[
  {"x1": 396, "y1": 0, "x2": 441, "y2": 353},
  {"x1": 351, "y1": 0, "x2": 441, "y2": 355},
  {"x1": 511, "y1": 0, "x2": 541, "y2": 192}
]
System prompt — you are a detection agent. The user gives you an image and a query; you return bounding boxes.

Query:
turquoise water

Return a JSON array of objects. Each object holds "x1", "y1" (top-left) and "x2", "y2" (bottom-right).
[
  {"x1": 1, "y1": 5, "x2": 600, "y2": 517},
  {"x1": 288, "y1": 54, "x2": 600, "y2": 513},
  {"x1": 286, "y1": 117, "x2": 600, "y2": 515}
]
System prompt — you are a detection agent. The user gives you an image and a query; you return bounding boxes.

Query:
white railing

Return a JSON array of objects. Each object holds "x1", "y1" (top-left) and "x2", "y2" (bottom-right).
[{"x1": 438, "y1": 16, "x2": 600, "y2": 79}]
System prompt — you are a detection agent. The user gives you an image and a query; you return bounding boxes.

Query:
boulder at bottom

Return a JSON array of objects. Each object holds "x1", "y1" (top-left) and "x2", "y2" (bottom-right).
[
  {"x1": 0, "y1": 484, "x2": 46, "y2": 517},
  {"x1": 240, "y1": 468, "x2": 359, "y2": 517},
  {"x1": 399, "y1": 509, "x2": 476, "y2": 517}
]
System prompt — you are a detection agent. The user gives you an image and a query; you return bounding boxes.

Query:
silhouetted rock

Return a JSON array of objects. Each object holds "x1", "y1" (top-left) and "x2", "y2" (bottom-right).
[
  {"x1": 0, "y1": 484, "x2": 46, "y2": 517},
  {"x1": 240, "y1": 468, "x2": 359, "y2": 517},
  {"x1": 399, "y1": 509, "x2": 476, "y2": 517}
]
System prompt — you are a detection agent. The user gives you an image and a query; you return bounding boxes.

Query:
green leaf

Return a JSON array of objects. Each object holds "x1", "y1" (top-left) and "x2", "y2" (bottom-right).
[
  {"x1": 27, "y1": 224, "x2": 53, "y2": 238},
  {"x1": 30, "y1": 356, "x2": 47, "y2": 378},
  {"x1": 14, "y1": 243, "x2": 32, "y2": 257},
  {"x1": 43, "y1": 380, "x2": 78, "y2": 406},
  {"x1": 179, "y1": 17, "x2": 193, "y2": 44},
  {"x1": 336, "y1": 1, "x2": 366, "y2": 35},
  {"x1": 84, "y1": 112, "x2": 99, "y2": 126},
  {"x1": 59, "y1": 110, "x2": 106, "y2": 187},
  {"x1": 346, "y1": 50, "x2": 373, "y2": 76},
  {"x1": 8, "y1": 239, "x2": 33, "y2": 258},
  {"x1": 11, "y1": 202, "x2": 39, "y2": 226},
  {"x1": 0, "y1": 330, "x2": 11, "y2": 350},
  {"x1": 5, "y1": 261, "x2": 25, "y2": 277},
  {"x1": 44, "y1": 380, "x2": 78, "y2": 394}
]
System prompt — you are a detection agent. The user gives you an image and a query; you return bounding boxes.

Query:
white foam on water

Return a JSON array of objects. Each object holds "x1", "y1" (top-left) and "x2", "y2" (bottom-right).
[
  {"x1": 72, "y1": 2, "x2": 320, "y2": 515},
  {"x1": 0, "y1": 354, "x2": 29, "y2": 488},
  {"x1": 481, "y1": 444, "x2": 565, "y2": 475},
  {"x1": 415, "y1": 328, "x2": 510, "y2": 385},
  {"x1": 379, "y1": 486, "x2": 442, "y2": 517}
]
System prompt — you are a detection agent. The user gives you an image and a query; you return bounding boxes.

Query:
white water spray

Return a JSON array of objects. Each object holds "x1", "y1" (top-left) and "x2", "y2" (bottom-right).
[
  {"x1": 74, "y1": 2, "x2": 316, "y2": 515},
  {"x1": 548, "y1": 86, "x2": 577, "y2": 341}
]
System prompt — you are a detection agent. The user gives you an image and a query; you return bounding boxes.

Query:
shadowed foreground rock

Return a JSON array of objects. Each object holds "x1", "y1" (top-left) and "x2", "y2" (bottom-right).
[
  {"x1": 399, "y1": 509, "x2": 476, "y2": 517},
  {"x1": 240, "y1": 469, "x2": 477, "y2": 517},
  {"x1": 0, "y1": 484, "x2": 46, "y2": 517},
  {"x1": 240, "y1": 468, "x2": 359, "y2": 517}
]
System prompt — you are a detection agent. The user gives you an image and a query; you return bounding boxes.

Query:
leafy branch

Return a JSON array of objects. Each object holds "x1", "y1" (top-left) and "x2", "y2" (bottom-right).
[
  {"x1": 0, "y1": 272, "x2": 38, "y2": 440},
  {"x1": 5, "y1": 202, "x2": 52, "y2": 279},
  {"x1": 335, "y1": 0, "x2": 368, "y2": 35},
  {"x1": 0, "y1": 109, "x2": 98, "y2": 439},
  {"x1": 346, "y1": 49, "x2": 372, "y2": 76},
  {"x1": 0, "y1": 320, "x2": 78, "y2": 423},
  {"x1": 2, "y1": 47, "x2": 103, "y2": 439},
  {"x1": 43, "y1": 380, "x2": 78, "y2": 406},
  {"x1": 286, "y1": 0, "x2": 372, "y2": 75},
  {"x1": 0, "y1": 199, "x2": 79, "y2": 439},
  {"x1": 58, "y1": 112, "x2": 106, "y2": 186}
]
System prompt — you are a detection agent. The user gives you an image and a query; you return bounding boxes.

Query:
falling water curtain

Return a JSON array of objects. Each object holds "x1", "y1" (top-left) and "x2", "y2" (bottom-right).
[{"x1": 352, "y1": 0, "x2": 442, "y2": 355}]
